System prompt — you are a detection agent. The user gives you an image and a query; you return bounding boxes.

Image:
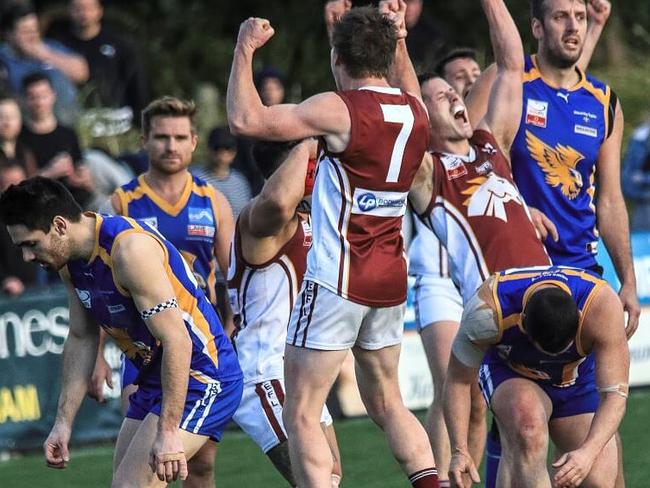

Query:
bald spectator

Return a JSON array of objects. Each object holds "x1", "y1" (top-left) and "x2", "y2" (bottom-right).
[{"x1": 0, "y1": 2, "x2": 88, "y2": 124}]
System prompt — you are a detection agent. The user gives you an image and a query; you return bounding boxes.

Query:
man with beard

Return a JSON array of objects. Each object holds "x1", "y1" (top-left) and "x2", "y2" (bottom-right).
[
  {"x1": 466, "y1": 2, "x2": 638, "y2": 485},
  {"x1": 0, "y1": 177, "x2": 243, "y2": 486},
  {"x1": 91, "y1": 96, "x2": 235, "y2": 488}
]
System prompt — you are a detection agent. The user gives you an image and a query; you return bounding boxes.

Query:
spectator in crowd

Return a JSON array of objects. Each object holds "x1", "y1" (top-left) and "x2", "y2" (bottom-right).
[
  {"x1": 434, "y1": 47, "x2": 481, "y2": 99},
  {"x1": 622, "y1": 118, "x2": 650, "y2": 230},
  {"x1": 193, "y1": 126, "x2": 252, "y2": 218},
  {"x1": 404, "y1": 0, "x2": 445, "y2": 71},
  {"x1": 48, "y1": 0, "x2": 148, "y2": 123},
  {"x1": 0, "y1": 94, "x2": 37, "y2": 175},
  {"x1": 18, "y1": 72, "x2": 95, "y2": 207},
  {"x1": 255, "y1": 65, "x2": 286, "y2": 106},
  {"x1": 0, "y1": 163, "x2": 40, "y2": 296},
  {"x1": 0, "y1": 2, "x2": 88, "y2": 124}
]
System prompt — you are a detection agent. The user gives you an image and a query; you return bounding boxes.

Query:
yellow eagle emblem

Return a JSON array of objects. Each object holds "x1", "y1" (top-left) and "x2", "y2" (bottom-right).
[{"x1": 525, "y1": 130, "x2": 585, "y2": 199}]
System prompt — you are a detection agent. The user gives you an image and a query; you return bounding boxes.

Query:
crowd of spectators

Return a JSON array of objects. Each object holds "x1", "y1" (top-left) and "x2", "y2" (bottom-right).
[{"x1": 0, "y1": 0, "x2": 648, "y2": 299}]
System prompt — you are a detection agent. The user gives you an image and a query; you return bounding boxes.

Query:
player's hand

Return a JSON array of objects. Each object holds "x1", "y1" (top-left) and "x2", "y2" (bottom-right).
[
  {"x1": 236, "y1": 18, "x2": 275, "y2": 53},
  {"x1": 149, "y1": 429, "x2": 188, "y2": 482},
  {"x1": 529, "y1": 207, "x2": 559, "y2": 243},
  {"x1": 552, "y1": 448, "x2": 595, "y2": 487},
  {"x1": 44, "y1": 423, "x2": 72, "y2": 469},
  {"x1": 587, "y1": 0, "x2": 611, "y2": 27},
  {"x1": 88, "y1": 354, "x2": 113, "y2": 403},
  {"x1": 379, "y1": 0, "x2": 408, "y2": 40},
  {"x1": 618, "y1": 282, "x2": 640, "y2": 339},
  {"x1": 324, "y1": 0, "x2": 352, "y2": 37},
  {"x1": 448, "y1": 451, "x2": 480, "y2": 488}
]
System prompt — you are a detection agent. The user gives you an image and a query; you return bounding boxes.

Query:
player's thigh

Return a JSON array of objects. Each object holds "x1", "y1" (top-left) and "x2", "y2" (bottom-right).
[
  {"x1": 489, "y1": 376, "x2": 552, "y2": 449},
  {"x1": 284, "y1": 344, "x2": 348, "y2": 417},
  {"x1": 420, "y1": 320, "x2": 460, "y2": 387},
  {"x1": 352, "y1": 343, "x2": 403, "y2": 409},
  {"x1": 113, "y1": 417, "x2": 142, "y2": 475},
  {"x1": 549, "y1": 413, "x2": 618, "y2": 487},
  {"x1": 112, "y1": 412, "x2": 208, "y2": 488}
]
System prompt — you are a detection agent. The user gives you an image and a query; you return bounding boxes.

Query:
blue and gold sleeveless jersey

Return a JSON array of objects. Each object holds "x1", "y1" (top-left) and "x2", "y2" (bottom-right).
[
  {"x1": 113, "y1": 173, "x2": 219, "y2": 304},
  {"x1": 511, "y1": 55, "x2": 613, "y2": 269},
  {"x1": 66, "y1": 214, "x2": 241, "y2": 388},
  {"x1": 485, "y1": 265, "x2": 606, "y2": 387}
]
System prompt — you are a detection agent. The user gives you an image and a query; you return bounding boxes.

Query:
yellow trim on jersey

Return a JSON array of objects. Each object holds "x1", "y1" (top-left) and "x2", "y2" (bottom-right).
[
  {"x1": 167, "y1": 267, "x2": 219, "y2": 366},
  {"x1": 123, "y1": 173, "x2": 194, "y2": 217},
  {"x1": 491, "y1": 278, "x2": 506, "y2": 342},
  {"x1": 529, "y1": 55, "x2": 587, "y2": 92},
  {"x1": 521, "y1": 280, "x2": 572, "y2": 310},
  {"x1": 575, "y1": 280, "x2": 605, "y2": 356},
  {"x1": 86, "y1": 212, "x2": 103, "y2": 264},
  {"x1": 113, "y1": 188, "x2": 127, "y2": 216}
]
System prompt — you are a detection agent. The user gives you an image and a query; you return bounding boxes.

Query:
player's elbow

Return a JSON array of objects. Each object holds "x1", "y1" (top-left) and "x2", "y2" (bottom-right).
[
  {"x1": 228, "y1": 111, "x2": 262, "y2": 138},
  {"x1": 260, "y1": 190, "x2": 297, "y2": 223}
]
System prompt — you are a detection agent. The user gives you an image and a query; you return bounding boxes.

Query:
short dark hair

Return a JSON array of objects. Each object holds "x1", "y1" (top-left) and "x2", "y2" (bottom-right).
[
  {"x1": 252, "y1": 140, "x2": 301, "y2": 180},
  {"x1": 417, "y1": 71, "x2": 440, "y2": 86},
  {"x1": 21, "y1": 72, "x2": 52, "y2": 93},
  {"x1": 522, "y1": 287, "x2": 580, "y2": 354},
  {"x1": 141, "y1": 96, "x2": 197, "y2": 136},
  {"x1": 531, "y1": 0, "x2": 586, "y2": 23},
  {"x1": 0, "y1": 177, "x2": 82, "y2": 233},
  {"x1": 332, "y1": 6, "x2": 397, "y2": 79},
  {"x1": 208, "y1": 126, "x2": 237, "y2": 151},
  {"x1": 0, "y1": 3, "x2": 35, "y2": 35},
  {"x1": 434, "y1": 48, "x2": 478, "y2": 77}
]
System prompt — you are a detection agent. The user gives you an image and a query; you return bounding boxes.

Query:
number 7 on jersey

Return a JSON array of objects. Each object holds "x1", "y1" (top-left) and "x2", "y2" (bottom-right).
[{"x1": 380, "y1": 104, "x2": 414, "y2": 183}]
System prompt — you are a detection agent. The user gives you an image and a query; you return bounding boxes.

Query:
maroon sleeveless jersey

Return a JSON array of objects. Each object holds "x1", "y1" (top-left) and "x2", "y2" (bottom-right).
[
  {"x1": 422, "y1": 130, "x2": 551, "y2": 302},
  {"x1": 304, "y1": 86, "x2": 430, "y2": 306}
]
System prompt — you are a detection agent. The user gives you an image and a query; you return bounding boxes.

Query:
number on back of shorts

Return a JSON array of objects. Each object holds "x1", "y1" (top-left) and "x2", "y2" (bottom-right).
[{"x1": 380, "y1": 104, "x2": 414, "y2": 183}]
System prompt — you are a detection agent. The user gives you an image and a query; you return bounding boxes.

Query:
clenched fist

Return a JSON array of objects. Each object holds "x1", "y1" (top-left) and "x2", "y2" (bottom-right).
[{"x1": 236, "y1": 18, "x2": 275, "y2": 52}]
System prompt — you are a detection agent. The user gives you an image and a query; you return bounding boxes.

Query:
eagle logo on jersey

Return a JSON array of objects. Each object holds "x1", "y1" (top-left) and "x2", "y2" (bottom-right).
[
  {"x1": 526, "y1": 130, "x2": 585, "y2": 199},
  {"x1": 461, "y1": 174, "x2": 524, "y2": 222},
  {"x1": 102, "y1": 326, "x2": 155, "y2": 364}
]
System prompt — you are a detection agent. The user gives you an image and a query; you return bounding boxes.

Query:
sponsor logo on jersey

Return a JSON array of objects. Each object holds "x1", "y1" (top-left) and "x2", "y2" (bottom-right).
[
  {"x1": 188, "y1": 207, "x2": 214, "y2": 225},
  {"x1": 480, "y1": 142, "x2": 497, "y2": 155},
  {"x1": 525, "y1": 131, "x2": 585, "y2": 199},
  {"x1": 574, "y1": 124, "x2": 598, "y2": 138},
  {"x1": 356, "y1": 193, "x2": 404, "y2": 212},
  {"x1": 461, "y1": 173, "x2": 524, "y2": 222},
  {"x1": 300, "y1": 219, "x2": 313, "y2": 247},
  {"x1": 75, "y1": 289, "x2": 92, "y2": 308},
  {"x1": 187, "y1": 225, "x2": 215, "y2": 237},
  {"x1": 475, "y1": 161, "x2": 493, "y2": 176},
  {"x1": 525, "y1": 99, "x2": 548, "y2": 128},
  {"x1": 440, "y1": 155, "x2": 468, "y2": 181},
  {"x1": 107, "y1": 304, "x2": 126, "y2": 314},
  {"x1": 573, "y1": 110, "x2": 597, "y2": 123},
  {"x1": 556, "y1": 91, "x2": 570, "y2": 103}
]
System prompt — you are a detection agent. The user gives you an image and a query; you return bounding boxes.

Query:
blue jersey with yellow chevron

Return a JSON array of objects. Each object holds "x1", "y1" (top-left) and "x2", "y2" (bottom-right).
[
  {"x1": 511, "y1": 55, "x2": 613, "y2": 269},
  {"x1": 66, "y1": 213, "x2": 241, "y2": 389},
  {"x1": 114, "y1": 173, "x2": 219, "y2": 304},
  {"x1": 484, "y1": 265, "x2": 606, "y2": 387}
]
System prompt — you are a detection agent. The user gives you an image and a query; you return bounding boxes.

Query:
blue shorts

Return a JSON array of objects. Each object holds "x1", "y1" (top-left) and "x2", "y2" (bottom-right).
[
  {"x1": 121, "y1": 355, "x2": 138, "y2": 388},
  {"x1": 478, "y1": 359, "x2": 600, "y2": 419},
  {"x1": 126, "y1": 377, "x2": 243, "y2": 441}
]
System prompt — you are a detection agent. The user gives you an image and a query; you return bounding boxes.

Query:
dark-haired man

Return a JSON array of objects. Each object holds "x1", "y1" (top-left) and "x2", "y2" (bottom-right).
[
  {"x1": 228, "y1": 139, "x2": 341, "y2": 487},
  {"x1": 435, "y1": 48, "x2": 481, "y2": 100},
  {"x1": 0, "y1": 177, "x2": 242, "y2": 486},
  {"x1": 444, "y1": 265, "x2": 628, "y2": 488},
  {"x1": 227, "y1": 5, "x2": 437, "y2": 488}
]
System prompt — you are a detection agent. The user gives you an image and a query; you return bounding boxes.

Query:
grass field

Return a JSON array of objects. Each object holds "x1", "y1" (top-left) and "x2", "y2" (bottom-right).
[{"x1": 1, "y1": 389, "x2": 649, "y2": 487}]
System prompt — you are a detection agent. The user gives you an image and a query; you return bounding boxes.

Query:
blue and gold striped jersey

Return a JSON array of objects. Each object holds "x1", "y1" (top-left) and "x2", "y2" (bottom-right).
[
  {"x1": 66, "y1": 213, "x2": 241, "y2": 388},
  {"x1": 485, "y1": 265, "x2": 605, "y2": 387},
  {"x1": 113, "y1": 173, "x2": 220, "y2": 304},
  {"x1": 511, "y1": 55, "x2": 613, "y2": 269}
]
